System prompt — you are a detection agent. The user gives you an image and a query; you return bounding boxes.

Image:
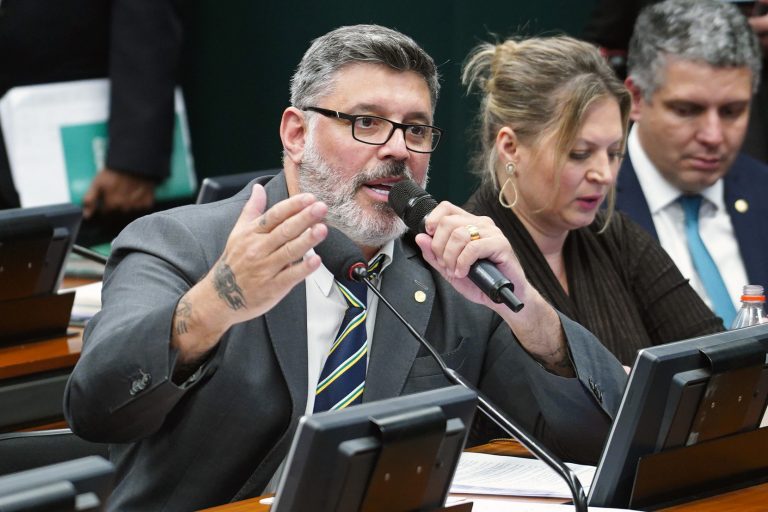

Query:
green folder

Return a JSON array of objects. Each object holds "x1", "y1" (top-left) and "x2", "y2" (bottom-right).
[{"x1": 60, "y1": 115, "x2": 195, "y2": 204}]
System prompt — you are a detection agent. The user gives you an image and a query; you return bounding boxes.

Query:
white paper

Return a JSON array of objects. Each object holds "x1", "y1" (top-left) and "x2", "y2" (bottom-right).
[
  {"x1": 61, "y1": 281, "x2": 102, "y2": 324},
  {"x1": 0, "y1": 79, "x2": 193, "y2": 207},
  {"x1": 450, "y1": 452, "x2": 596, "y2": 498},
  {"x1": 447, "y1": 496, "x2": 640, "y2": 512},
  {"x1": 0, "y1": 81, "x2": 92, "y2": 205}
]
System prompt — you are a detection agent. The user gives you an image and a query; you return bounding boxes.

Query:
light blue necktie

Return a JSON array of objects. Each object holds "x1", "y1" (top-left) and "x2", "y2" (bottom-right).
[{"x1": 679, "y1": 195, "x2": 736, "y2": 326}]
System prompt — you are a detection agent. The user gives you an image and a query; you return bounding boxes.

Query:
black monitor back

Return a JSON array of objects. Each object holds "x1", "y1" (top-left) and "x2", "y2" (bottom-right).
[
  {"x1": 589, "y1": 323, "x2": 768, "y2": 508},
  {"x1": 0, "y1": 456, "x2": 114, "y2": 511},
  {"x1": 196, "y1": 170, "x2": 277, "y2": 204},
  {"x1": 0, "y1": 203, "x2": 82, "y2": 301},
  {"x1": 272, "y1": 386, "x2": 477, "y2": 512}
]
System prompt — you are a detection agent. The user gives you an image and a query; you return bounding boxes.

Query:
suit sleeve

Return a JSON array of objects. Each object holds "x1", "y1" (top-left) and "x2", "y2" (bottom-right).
[
  {"x1": 106, "y1": 0, "x2": 184, "y2": 181},
  {"x1": 480, "y1": 312, "x2": 628, "y2": 464},
  {"x1": 64, "y1": 213, "x2": 218, "y2": 442},
  {"x1": 615, "y1": 213, "x2": 725, "y2": 341}
]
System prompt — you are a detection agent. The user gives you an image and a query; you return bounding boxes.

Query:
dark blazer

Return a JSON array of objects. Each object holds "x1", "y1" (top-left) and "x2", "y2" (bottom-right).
[
  {"x1": 64, "y1": 173, "x2": 627, "y2": 511},
  {"x1": 0, "y1": 0, "x2": 183, "y2": 208},
  {"x1": 616, "y1": 153, "x2": 768, "y2": 293}
]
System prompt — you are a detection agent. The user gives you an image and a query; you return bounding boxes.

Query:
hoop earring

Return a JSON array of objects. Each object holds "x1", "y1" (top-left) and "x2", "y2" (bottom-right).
[{"x1": 498, "y1": 162, "x2": 518, "y2": 209}]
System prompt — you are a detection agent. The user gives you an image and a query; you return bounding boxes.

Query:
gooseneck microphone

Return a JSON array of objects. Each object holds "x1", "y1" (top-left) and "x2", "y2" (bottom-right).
[
  {"x1": 388, "y1": 180, "x2": 524, "y2": 313},
  {"x1": 315, "y1": 227, "x2": 588, "y2": 512}
]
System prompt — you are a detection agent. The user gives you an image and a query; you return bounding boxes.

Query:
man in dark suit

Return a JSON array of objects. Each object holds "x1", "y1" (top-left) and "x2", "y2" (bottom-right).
[
  {"x1": 583, "y1": 0, "x2": 768, "y2": 163},
  {"x1": 616, "y1": 0, "x2": 768, "y2": 327},
  {"x1": 64, "y1": 25, "x2": 626, "y2": 510},
  {"x1": 0, "y1": 0, "x2": 182, "y2": 221}
]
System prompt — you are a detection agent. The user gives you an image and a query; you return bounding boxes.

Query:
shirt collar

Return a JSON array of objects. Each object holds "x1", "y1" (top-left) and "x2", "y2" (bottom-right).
[
  {"x1": 309, "y1": 238, "x2": 395, "y2": 297},
  {"x1": 628, "y1": 125, "x2": 725, "y2": 213}
]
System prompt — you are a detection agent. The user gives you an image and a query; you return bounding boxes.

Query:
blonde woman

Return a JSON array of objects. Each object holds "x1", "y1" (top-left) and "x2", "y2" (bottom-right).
[{"x1": 462, "y1": 36, "x2": 722, "y2": 364}]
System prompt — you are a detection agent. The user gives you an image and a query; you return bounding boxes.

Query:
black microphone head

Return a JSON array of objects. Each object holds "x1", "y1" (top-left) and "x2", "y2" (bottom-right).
[
  {"x1": 388, "y1": 180, "x2": 438, "y2": 233},
  {"x1": 314, "y1": 226, "x2": 367, "y2": 283}
]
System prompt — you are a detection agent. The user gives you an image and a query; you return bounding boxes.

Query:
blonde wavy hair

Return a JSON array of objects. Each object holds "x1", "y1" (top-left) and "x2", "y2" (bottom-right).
[{"x1": 462, "y1": 35, "x2": 631, "y2": 224}]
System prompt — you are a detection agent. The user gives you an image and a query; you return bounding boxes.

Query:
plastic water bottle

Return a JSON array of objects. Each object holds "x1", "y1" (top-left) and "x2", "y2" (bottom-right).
[{"x1": 730, "y1": 285, "x2": 768, "y2": 329}]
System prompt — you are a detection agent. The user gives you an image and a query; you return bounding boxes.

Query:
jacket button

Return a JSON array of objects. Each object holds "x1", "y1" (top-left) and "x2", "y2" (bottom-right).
[
  {"x1": 130, "y1": 370, "x2": 151, "y2": 395},
  {"x1": 588, "y1": 377, "x2": 603, "y2": 403}
]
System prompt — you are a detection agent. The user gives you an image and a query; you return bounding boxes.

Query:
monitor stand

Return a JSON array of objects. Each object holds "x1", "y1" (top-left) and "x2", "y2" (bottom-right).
[{"x1": 358, "y1": 406, "x2": 472, "y2": 512}]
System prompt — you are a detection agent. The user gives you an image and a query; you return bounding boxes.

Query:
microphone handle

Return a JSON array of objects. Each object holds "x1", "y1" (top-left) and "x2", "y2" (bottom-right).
[
  {"x1": 362, "y1": 278, "x2": 588, "y2": 512},
  {"x1": 469, "y1": 261, "x2": 524, "y2": 312}
]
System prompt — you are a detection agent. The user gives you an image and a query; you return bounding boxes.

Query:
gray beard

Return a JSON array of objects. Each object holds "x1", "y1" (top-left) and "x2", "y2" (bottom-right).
[{"x1": 298, "y1": 140, "x2": 428, "y2": 249}]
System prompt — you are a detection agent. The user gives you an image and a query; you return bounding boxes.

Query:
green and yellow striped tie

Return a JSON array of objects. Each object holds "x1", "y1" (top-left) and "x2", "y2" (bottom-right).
[{"x1": 314, "y1": 254, "x2": 384, "y2": 412}]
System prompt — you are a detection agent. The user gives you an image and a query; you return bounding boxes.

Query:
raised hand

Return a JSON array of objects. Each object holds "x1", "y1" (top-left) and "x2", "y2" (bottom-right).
[{"x1": 171, "y1": 184, "x2": 328, "y2": 364}]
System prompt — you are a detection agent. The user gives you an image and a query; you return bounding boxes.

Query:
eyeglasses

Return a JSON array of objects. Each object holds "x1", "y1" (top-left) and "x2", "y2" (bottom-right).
[{"x1": 303, "y1": 106, "x2": 442, "y2": 153}]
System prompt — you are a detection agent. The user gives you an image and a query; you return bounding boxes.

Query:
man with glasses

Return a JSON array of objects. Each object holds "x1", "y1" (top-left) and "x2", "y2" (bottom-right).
[{"x1": 64, "y1": 25, "x2": 626, "y2": 511}]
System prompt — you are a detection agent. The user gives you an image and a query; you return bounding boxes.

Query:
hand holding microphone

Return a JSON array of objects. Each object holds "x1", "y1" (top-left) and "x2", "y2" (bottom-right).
[{"x1": 388, "y1": 180, "x2": 524, "y2": 313}]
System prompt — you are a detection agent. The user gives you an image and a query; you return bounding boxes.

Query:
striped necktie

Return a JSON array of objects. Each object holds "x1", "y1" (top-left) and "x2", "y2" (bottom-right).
[
  {"x1": 314, "y1": 254, "x2": 385, "y2": 412},
  {"x1": 679, "y1": 195, "x2": 736, "y2": 327}
]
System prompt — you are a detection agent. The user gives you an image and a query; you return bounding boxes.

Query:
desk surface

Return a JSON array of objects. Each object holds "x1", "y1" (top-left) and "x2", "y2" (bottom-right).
[
  {"x1": 200, "y1": 477, "x2": 768, "y2": 512},
  {"x1": 0, "y1": 330, "x2": 82, "y2": 380},
  {"x1": 198, "y1": 439, "x2": 768, "y2": 512}
]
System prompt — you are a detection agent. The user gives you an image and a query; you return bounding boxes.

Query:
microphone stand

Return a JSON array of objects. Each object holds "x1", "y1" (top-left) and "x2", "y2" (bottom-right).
[
  {"x1": 358, "y1": 273, "x2": 589, "y2": 512},
  {"x1": 72, "y1": 244, "x2": 109, "y2": 266}
]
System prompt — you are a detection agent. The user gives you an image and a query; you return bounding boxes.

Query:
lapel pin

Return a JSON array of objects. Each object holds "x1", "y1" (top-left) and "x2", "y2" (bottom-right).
[
  {"x1": 734, "y1": 199, "x2": 748, "y2": 213},
  {"x1": 414, "y1": 290, "x2": 426, "y2": 303}
]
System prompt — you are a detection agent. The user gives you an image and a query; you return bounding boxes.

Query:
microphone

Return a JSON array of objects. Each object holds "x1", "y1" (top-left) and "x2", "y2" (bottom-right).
[
  {"x1": 314, "y1": 228, "x2": 367, "y2": 283},
  {"x1": 314, "y1": 227, "x2": 589, "y2": 512},
  {"x1": 388, "y1": 180, "x2": 524, "y2": 313}
]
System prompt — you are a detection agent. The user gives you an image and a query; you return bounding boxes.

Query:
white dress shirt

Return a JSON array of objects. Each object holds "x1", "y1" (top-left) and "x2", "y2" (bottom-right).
[{"x1": 627, "y1": 126, "x2": 748, "y2": 312}]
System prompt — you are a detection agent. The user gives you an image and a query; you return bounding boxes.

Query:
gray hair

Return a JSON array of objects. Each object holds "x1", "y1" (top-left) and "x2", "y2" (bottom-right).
[
  {"x1": 290, "y1": 24, "x2": 440, "y2": 110},
  {"x1": 628, "y1": 0, "x2": 762, "y2": 98}
]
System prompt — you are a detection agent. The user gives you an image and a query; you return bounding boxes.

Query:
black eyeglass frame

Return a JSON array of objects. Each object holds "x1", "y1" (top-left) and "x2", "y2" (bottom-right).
[{"x1": 303, "y1": 106, "x2": 443, "y2": 154}]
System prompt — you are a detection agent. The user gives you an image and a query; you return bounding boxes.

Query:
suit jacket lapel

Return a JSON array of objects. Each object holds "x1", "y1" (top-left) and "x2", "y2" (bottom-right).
[
  {"x1": 365, "y1": 238, "x2": 435, "y2": 402},
  {"x1": 724, "y1": 157, "x2": 768, "y2": 289},
  {"x1": 262, "y1": 173, "x2": 309, "y2": 415},
  {"x1": 616, "y1": 157, "x2": 659, "y2": 240}
]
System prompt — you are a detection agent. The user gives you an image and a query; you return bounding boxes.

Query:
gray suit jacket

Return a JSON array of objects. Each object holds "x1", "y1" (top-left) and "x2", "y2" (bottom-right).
[{"x1": 64, "y1": 173, "x2": 627, "y2": 511}]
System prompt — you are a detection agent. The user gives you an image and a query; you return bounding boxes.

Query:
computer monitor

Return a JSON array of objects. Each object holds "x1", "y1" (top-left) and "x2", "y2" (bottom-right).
[
  {"x1": 272, "y1": 386, "x2": 477, "y2": 512},
  {"x1": 0, "y1": 203, "x2": 82, "y2": 300},
  {"x1": 195, "y1": 170, "x2": 277, "y2": 204},
  {"x1": 589, "y1": 323, "x2": 768, "y2": 509},
  {"x1": 0, "y1": 456, "x2": 114, "y2": 511}
]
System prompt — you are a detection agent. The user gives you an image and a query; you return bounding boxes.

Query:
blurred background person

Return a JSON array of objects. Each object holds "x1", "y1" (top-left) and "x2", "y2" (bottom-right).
[
  {"x1": 462, "y1": 35, "x2": 722, "y2": 365},
  {"x1": 0, "y1": 0, "x2": 183, "y2": 241},
  {"x1": 582, "y1": 0, "x2": 768, "y2": 164},
  {"x1": 617, "y1": 0, "x2": 768, "y2": 327}
]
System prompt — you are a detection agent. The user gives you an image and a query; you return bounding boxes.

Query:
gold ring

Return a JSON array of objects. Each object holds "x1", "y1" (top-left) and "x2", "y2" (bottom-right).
[{"x1": 467, "y1": 224, "x2": 481, "y2": 241}]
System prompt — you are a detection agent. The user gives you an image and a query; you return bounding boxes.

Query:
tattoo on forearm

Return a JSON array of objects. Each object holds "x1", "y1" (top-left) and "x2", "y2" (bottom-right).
[
  {"x1": 214, "y1": 258, "x2": 246, "y2": 310},
  {"x1": 175, "y1": 298, "x2": 192, "y2": 335}
]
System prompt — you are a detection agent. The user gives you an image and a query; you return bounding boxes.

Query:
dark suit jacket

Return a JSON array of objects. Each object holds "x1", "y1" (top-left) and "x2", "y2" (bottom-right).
[
  {"x1": 64, "y1": 173, "x2": 627, "y2": 511},
  {"x1": 616, "y1": 153, "x2": 768, "y2": 293},
  {"x1": 0, "y1": 0, "x2": 182, "y2": 208}
]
